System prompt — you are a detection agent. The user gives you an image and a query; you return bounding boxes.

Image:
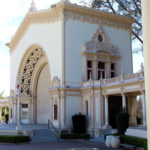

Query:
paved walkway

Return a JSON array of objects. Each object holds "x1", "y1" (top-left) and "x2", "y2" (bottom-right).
[
  {"x1": 0, "y1": 124, "x2": 48, "y2": 131},
  {"x1": 0, "y1": 141, "x2": 123, "y2": 150}
]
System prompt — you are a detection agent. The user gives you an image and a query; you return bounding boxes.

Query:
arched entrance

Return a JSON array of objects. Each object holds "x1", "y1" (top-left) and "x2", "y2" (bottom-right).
[{"x1": 18, "y1": 45, "x2": 51, "y2": 124}]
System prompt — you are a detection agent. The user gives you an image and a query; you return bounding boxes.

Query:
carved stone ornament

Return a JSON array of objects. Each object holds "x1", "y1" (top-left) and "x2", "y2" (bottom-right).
[
  {"x1": 20, "y1": 48, "x2": 45, "y2": 97},
  {"x1": 52, "y1": 76, "x2": 60, "y2": 88},
  {"x1": 82, "y1": 26, "x2": 119, "y2": 56}
]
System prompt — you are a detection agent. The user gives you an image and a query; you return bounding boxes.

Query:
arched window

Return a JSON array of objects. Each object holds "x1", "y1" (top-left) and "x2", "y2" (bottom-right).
[
  {"x1": 98, "y1": 34, "x2": 103, "y2": 42},
  {"x1": 54, "y1": 105, "x2": 57, "y2": 120}
]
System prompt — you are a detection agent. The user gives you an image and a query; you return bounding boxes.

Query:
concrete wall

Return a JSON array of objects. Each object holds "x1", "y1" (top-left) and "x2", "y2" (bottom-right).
[
  {"x1": 65, "y1": 19, "x2": 132, "y2": 83},
  {"x1": 66, "y1": 96, "x2": 82, "y2": 128},
  {"x1": 10, "y1": 21, "x2": 62, "y2": 91}
]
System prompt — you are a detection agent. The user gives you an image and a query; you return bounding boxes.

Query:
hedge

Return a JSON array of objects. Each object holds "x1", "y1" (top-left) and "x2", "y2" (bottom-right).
[
  {"x1": 120, "y1": 135, "x2": 147, "y2": 150},
  {"x1": 60, "y1": 133, "x2": 90, "y2": 139},
  {"x1": 104, "y1": 134, "x2": 147, "y2": 150},
  {"x1": 0, "y1": 135, "x2": 30, "y2": 143}
]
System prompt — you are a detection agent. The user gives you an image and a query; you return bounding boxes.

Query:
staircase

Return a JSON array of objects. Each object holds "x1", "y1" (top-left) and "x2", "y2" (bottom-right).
[
  {"x1": 30, "y1": 129, "x2": 57, "y2": 143},
  {"x1": 91, "y1": 129, "x2": 114, "y2": 143}
]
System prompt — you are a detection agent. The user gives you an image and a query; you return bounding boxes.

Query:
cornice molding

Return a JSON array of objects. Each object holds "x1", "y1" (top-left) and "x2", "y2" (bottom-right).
[{"x1": 9, "y1": 2, "x2": 134, "y2": 52}]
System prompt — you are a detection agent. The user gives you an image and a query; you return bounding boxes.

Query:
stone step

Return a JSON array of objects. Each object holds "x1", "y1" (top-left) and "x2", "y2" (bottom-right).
[
  {"x1": 91, "y1": 129, "x2": 115, "y2": 143},
  {"x1": 30, "y1": 129, "x2": 57, "y2": 143}
]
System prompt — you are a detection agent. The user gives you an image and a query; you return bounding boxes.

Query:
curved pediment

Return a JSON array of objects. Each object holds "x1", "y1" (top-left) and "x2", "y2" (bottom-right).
[{"x1": 82, "y1": 26, "x2": 119, "y2": 56}]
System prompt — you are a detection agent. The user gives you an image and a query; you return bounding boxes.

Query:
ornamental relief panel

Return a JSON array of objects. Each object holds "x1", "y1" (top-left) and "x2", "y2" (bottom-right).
[
  {"x1": 20, "y1": 48, "x2": 45, "y2": 97},
  {"x1": 82, "y1": 26, "x2": 119, "y2": 57}
]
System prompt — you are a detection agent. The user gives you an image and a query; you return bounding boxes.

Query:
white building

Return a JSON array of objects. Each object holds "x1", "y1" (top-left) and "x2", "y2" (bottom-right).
[{"x1": 7, "y1": 1, "x2": 146, "y2": 137}]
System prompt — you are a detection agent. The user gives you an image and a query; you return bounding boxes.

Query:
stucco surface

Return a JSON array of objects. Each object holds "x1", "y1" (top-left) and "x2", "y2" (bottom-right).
[
  {"x1": 66, "y1": 96, "x2": 81, "y2": 127},
  {"x1": 103, "y1": 26, "x2": 133, "y2": 75},
  {"x1": 65, "y1": 20, "x2": 133, "y2": 83},
  {"x1": 10, "y1": 21, "x2": 62, "y2": 91},
  {"x1": 65, "y1": 19, "x2": 98, "y2": 82},
  {"x1": 37, "y1": 64, "x2": 50, "y2": 124}
]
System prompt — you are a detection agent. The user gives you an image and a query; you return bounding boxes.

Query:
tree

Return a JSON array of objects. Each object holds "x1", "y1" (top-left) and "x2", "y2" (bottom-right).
[
  {"x1": 0, "y1": 91, "x2": 4, "y2": 99},
  {"x1": 79, "y1": 0, "x2": 142, "y2": 51}
]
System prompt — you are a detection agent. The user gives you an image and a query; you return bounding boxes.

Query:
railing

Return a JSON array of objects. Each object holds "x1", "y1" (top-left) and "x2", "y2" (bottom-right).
[
  {"x1": 64, "y1": 72, "x2": 144, "y2": 89},
  {"x1": 82, "y1": 72, "x2": 144, "y2": 88},
  {"x1": 48, "y1": 119, "x2": 60, "y2": 140}
]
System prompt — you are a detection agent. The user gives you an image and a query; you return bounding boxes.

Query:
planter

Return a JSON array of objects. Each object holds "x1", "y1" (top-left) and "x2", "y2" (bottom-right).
[
  {"x1": 105, "y1": 135, "x2": 113, "y2": 148},
  {"x1": 111, "y1": 136, "x2": 120, "y2": 148}
]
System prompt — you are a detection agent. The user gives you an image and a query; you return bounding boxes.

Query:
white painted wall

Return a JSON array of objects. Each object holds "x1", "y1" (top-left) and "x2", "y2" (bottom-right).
[
  {"x1": 65, "y1": 20, "x2": 98, "y2": 82},
  {"x1": 37, "y1": 64, "x2": 50, "y2": 124},
  {"x1": 10, "y1": 21, "x2": 62, "y2": 91},
  {"x1": 66, "y1": 96, "x2": 82, "y2": 127},
  {"x1": 103, "y1": 26, "x2": 133, "y2": 75},
  {"x1": 65, "y1": 19, "x2": 133, "y2": 83}
]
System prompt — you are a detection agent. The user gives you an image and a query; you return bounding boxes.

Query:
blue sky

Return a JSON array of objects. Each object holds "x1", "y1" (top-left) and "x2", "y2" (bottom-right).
[{"x1": 0, "y1": 0, "x2": 143, "y2": 96}]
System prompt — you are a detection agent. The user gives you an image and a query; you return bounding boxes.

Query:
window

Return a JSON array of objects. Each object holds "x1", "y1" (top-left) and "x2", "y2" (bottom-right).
[
  {"x1": 85, "y1": 101, "x2": 88, "y2": 116},
  {"x1": 98, "y1": 34, "x2": 103, "y2": 42},
  {"x1": 22, "y1": 111, "x2": 28, "y2": 119},
  {"x1": 98, "y1": 61, "x2": 105, "y2": 79},
  {"x1": 54, "y1": 105, "x2": 57, "y2": 120},
  {"x1": 22, "y1": 104, "x2": 28, "y2": 108},
  {"x1": 111, "y1": 63, "x2": 115, "y2": 78},
  {"x1": 87, "y1": 60, "x2": 92, "y2": 80}
]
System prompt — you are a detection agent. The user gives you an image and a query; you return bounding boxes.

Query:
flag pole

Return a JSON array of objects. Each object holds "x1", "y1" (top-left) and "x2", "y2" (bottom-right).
[{"x1": 16, "y1": 75, "x2": 21, "y2": 132}]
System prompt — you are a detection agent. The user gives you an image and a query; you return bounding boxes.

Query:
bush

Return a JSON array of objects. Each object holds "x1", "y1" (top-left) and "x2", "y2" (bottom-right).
[
  {"x1": 116, "y1": 112, "x2": 129, "y2": 134},
  {"x1": 0, "y1": 135, "x2": 30, "y2": 143},
  {"x1": 120, "y1": 135, "x2": 147, "y2": 150},
  {"x1": 60, "y1": 133, "x2": 90, "y2": 139},
  {"x1": 72, "y1": 113, "x2": 87, "y2": 134},
  {"x1": 5, "y1": 114, "x2": 9, "y2": 124},
  {"x1": 104, "y1": 134, "x2": 147, "y2": 150}
]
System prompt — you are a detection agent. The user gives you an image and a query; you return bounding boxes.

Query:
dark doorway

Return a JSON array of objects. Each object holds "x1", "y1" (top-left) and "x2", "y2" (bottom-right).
[{"x1": 108, "y1": 96, "x2": 122, "y2": 128}]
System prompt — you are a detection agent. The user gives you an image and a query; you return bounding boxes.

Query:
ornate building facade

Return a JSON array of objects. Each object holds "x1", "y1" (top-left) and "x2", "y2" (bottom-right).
[{"x1": 7, "y1": 1, "x2": 146, "y2": 137}]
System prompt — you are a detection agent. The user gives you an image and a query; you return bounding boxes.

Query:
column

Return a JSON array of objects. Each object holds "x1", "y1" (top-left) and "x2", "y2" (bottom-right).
[
  {"x1": 106, "y1": 62, "x2": 110, "y2": 78},
  {"x1": 61, "y1": 93, "x2": 65, "y2": 129},
  {"x1": 13, "y1": 99, "x2": 17, "y2": 124},
  {"x1": 122, "y1": 94, "x2": 126, "y2": 108},
  {"x1": 58, "y1": 96, "x2": 61, "y2": 128},
  {"x1": 104, "y1": 95, "x2": 109, "y2": 126},
  {"x1": 142, "y1": 1, "x2": 150, "y2": 148},
  {"x1": 141, "y1": 91, "x2": 146, "y2": 127},
  {"x1": 93, "y1": 57, "x2": 97, "y2": 80}
]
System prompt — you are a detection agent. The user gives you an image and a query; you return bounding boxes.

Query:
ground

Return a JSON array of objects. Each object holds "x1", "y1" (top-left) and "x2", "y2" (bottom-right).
[{"x1": 0, "y1": 141, "x2": 123, "y2": 150}]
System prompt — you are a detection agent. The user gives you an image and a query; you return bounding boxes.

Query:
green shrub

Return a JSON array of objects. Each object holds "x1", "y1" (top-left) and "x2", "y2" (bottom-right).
[
  {"x1": 72, "y1": 113, "x2": 87, "y2": 134},
  {"x1": 116, "y1": 112, "x2": 129, "y2": 134},
  {"x1": 5, "y1": 114, "x2": 9, "y2": 124},
  {"x1": 60, "y1": 133, "x2": 90, "y2": 139},
  {"x1": 0, "y1": 135, "x2": 30, "y2": 143},
  {"x1": 120, "y1": 135, "x2": 147, "y2": 150},
  {"x1": 104, "y1": 134, "x2": 147, "y2": 150}
]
